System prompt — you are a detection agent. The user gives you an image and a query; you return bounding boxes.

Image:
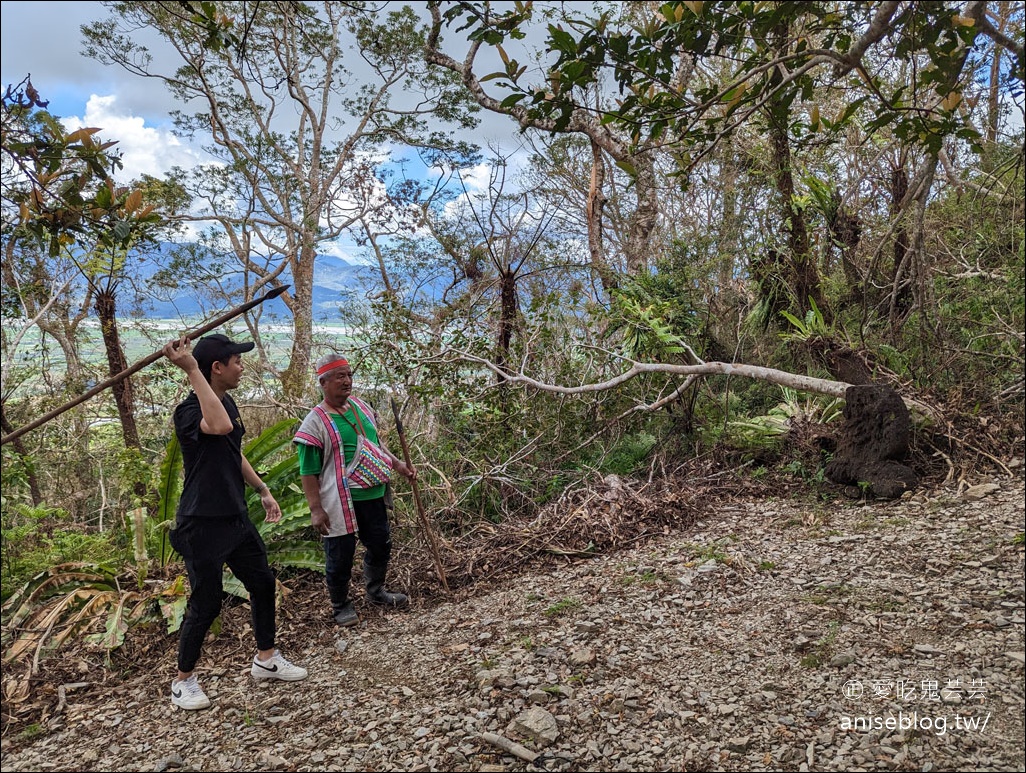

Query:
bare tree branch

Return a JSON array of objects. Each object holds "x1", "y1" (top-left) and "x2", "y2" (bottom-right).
[{"x1": 431, "y1": 348, "x2": 944, "y2": 425}]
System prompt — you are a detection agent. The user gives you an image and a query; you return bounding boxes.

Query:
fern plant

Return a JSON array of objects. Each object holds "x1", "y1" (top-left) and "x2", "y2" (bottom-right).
[
  {"x1": 607, "y1": 283, "x2": 691, "y2": 362},
  {"x1": 725, "y1": 386, "x2": 844, "y2": 453},
  {"x1": 779, "y1": 296, "x2": 833, "y2": 342}
]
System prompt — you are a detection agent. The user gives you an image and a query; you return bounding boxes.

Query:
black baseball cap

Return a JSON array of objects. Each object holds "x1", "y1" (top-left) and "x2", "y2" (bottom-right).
[{"x1": 192, "y1": 334, "x2": 255, "y2": 368}]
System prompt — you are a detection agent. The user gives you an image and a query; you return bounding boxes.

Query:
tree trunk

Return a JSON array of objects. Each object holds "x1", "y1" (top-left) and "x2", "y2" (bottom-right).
[
  {"x1": 985, "y1": 1, "x2": 1013, "y2": 147},
  {"x1": 281, "y1": 241, "x2": 317, "y2": 402},
  {"x1": 767, "y1": 105, "x2": 826, "y2": 319},
  {"x1": 888, "y1": 164, "x2": 912, "y2": 326},
  {"x1": 623, "y1": 150, "x2": 659, "y2": 278},
  {"x1": 586, "y1": 139, "x2": 616, "y2": 292},
  {"x1": 496, "y1": 268, "x2": 518, "y2": 379},
  {"x1": 828, "y1": 187, "x2": 863, "y2": 304},
  {"x1": 763, "y1": 19, "x2": 826, "y2": 322},
  {"x1": 0, "y1": 406, "x2": 42, "y2": 505},
  {"x1": 904, "y1": 155, "x2": 941, "y2": 345},
  {"x1": 363, "y1": 224, "x2": 395, "y2": 298},
  {"x1": 95, "y1": 287, "x2": 150, "y2": 511},
  {"x1": 94, "y1": 289, "x2": 140, "y2": 450}
]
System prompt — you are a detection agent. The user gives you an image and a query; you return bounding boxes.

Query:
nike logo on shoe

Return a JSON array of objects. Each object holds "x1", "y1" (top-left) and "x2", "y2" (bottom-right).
[
  {"x1": 172, "y1": 688, "x2": 183, "y2": 698},
  {"x1": 253, "y1": 661, "x2": 279, "y2": 673}
]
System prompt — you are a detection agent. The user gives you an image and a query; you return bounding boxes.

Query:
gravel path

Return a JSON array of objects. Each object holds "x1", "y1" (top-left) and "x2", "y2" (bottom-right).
[{"x1": 3, "y1": 473, "x2": 1023, "y2": 772}]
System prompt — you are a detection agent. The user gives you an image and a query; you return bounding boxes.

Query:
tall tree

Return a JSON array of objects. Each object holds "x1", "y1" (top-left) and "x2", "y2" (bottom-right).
[
  {"x1": 431, "y1": 0, "x2": 1024, "y2": 323},
  {"x1": 83, "y1": 1, "x2": 478, "y2": 400},
  {"x1": 425, "y1": 2, "x2": 666, "y2": 294},
  {"x1": 2, "y1": 79, "x2": 167, "y2": 509}
]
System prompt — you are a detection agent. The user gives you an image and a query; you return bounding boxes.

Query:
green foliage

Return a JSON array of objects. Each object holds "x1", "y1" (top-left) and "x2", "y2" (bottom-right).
[
  {"x1": 441, "y1": 2, "x2": 1012, "y2": 159},
  {"x1": 599, "y1": 431, "x2": 659, "y2": 476},
  {"x1": 246, "y1": 419, "x2": 324, "y2": 569},
  {"x1": 114, "y1": 446, "x2": 155, "y2": 507},
  {"x1": 724, "y1": 413, "x2": 791, "y2": 454},
  {"x1": 905, "y1": 154, "x2": 1026, "y2": 404},
  {"x1": 543, "y1": 597, "x2": 582, "y2": 618},
  {"x1": 607, "y1": 283, "x2": 691, "y2": 362},
  {"x1": 718, "y1": 387, "x2": 842, "y2": 460},
  {"x1": 158, "y1": 575, "x2": 189, "y2": 634},
  {"x1": 783, "y1": 458, "x2": 828, "y2": 485},
  {"x1": 175, "y1": 0, "x2": 244, "y2": 54},
  {"x1": 153, "y1": 433, "x2": 183, "y2": 567},
  {"x1": 14, "y1": 723, "x2": 45, "y2": 743},
  {"x1": 221, "y1": 572, "x2": 249, "y2": 601},
  {"x1": 779, "y1": 297, "x2": 832, "y2": 342},
  {"x1": 153, "y1": 417, "x2": 322, "y2": 572},
  {"x1": 1, "y1": 501, "x2": 122, "y2": 604},
  {"x1": 2, "y1": 80, "x2": 163, "y2": 259}
]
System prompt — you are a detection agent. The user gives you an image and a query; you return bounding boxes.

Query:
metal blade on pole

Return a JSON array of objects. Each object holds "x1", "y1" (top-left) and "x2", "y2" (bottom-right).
[
  {"x1": 389, "y1": 394, "x2": 450, "y2": 594},
  {"x1": 1, "y1": 284, "x2": 290, "y2": 447}
]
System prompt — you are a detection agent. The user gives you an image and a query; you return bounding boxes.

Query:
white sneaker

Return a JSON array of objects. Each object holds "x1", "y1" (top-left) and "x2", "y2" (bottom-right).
[
  {"x1": 251, "y1": 650, "x2": 308, "y2": 681},
  {"x1": 171, "y1": 674, "x2": 211, "y2": 710}
]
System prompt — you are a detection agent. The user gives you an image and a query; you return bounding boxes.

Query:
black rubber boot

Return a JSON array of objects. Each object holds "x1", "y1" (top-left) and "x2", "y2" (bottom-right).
[
  {"x1": 328, "y1": 583, "x2": 359, "y2": 627},
  {"x1": 363, "y1": 560, "x2": 409, "y2": 609}
]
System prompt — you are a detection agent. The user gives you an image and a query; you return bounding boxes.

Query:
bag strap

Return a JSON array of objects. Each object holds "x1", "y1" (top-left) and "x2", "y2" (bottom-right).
[
  {"x1": 348, "y1": 396, "x2": 377, "y2": 429},
  {"x1": 338, "y1": 402, "x2": 368, "y2": 437}
]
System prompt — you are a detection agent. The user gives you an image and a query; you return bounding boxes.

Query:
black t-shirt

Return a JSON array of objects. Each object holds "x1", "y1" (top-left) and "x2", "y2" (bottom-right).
[{"x1": 173, "y1": 391, "x2": 248, "y2": 518}]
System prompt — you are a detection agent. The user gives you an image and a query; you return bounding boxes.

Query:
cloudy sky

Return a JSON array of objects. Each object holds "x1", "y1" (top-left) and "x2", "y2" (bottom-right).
[
  {"x1": 1, "y1": 1, "x2": 219, "y2": 181},
  {"x1": 1, "y1": 0, "x2": 532, "y2": 259}
]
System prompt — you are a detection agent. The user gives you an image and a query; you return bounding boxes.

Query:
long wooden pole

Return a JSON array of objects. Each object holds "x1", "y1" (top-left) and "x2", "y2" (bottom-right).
[
  {"x1": 389, "y1": 395, "x2": 450, "y2": 594},
  {"x1": 1, "y1": 284, "x2": 291, "y2": 446}
]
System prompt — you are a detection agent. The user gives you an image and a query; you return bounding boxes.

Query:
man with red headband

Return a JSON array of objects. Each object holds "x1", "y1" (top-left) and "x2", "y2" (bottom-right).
[{"x1": 293, "y1": 353, "x2": 416, "y2": 626}]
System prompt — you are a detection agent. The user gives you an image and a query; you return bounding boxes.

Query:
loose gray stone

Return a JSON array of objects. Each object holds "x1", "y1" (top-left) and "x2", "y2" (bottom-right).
[
  {"x1": 963, "y1": 483, "x2": 1001, "y2": 500},
  {"x1": 3, "y1": 476, "x2": 1023, "y2": 773},
  {"x1": 509, "y1": 707, "x2": 559, "y2": 747}
]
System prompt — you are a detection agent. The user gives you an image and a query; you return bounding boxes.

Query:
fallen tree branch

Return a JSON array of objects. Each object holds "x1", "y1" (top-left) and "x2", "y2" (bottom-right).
[
  {"x1": 433, "y1": 348, "x2": 944, "y2": 425},
  {"x1": 476, "y1": 732, "x2": 539, "y2": 764},
  {"x1": 437, "y1": 348, "x2": 850, "y2": 396}
]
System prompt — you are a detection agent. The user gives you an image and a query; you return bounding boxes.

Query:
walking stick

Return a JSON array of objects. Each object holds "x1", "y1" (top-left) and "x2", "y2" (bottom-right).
[
  {"x1": 1, "y1": 284, "x2": 290, "y2": 446},
  {"x1": 389, "y1": 395, "x2": 450, "y2": 594}
]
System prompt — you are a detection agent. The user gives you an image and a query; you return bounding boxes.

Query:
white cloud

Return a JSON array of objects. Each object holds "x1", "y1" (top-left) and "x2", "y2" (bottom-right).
[
  {"x1": 458, "y1": 161, "x2": 494, "y2": 195},
  {"x1": 436, "y1": 154, "x2": 529, "y2": 214},
  {"x1": 61, "y1": 94, "x2": 209, "y2": 183},
  {"x1": 318, "y1": 241, "x2": 366, "y2": 264}
]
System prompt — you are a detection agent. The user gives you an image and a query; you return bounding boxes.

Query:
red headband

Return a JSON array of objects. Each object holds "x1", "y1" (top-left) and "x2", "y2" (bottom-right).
[{"x1": 316, "y1": 358, "x2": 350, "y2": 376}]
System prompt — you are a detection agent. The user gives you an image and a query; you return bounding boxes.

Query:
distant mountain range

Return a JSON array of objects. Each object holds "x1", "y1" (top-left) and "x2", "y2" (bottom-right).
[{"x1": 129, "y1": 248, "x2": 381, "y2": 321}]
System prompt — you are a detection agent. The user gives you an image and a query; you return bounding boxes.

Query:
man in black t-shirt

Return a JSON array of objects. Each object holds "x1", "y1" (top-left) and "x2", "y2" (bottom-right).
[{"x1": 164, "y1": 333, "x2": 308, "y2": 710}]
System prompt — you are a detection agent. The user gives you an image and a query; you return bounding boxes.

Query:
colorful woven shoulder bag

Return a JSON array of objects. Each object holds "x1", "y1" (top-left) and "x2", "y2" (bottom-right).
[{"x1": 342, "y1": 398, "x2": 393, "y2": 488}]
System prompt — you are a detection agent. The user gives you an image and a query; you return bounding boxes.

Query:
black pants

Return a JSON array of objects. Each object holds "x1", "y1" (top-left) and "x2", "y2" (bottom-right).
[
  {"x1": 323, "y1": 496, "x2": 392, "y2": 592},
  {"x1": 170, "y1": 514, "x2": 276, "y2": 673}
]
